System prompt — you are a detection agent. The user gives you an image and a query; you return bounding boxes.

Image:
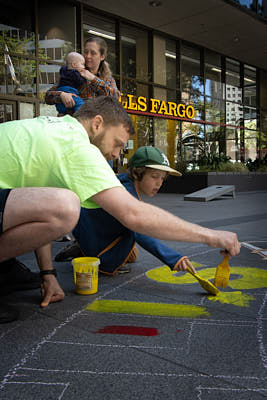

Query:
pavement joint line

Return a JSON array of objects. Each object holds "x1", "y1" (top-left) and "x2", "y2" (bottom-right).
[
  {"x1": 0, "y1": 272, "x2": 146, "y2": 391},
  {"x1": 1, "y1": 243, "x2": 266, "y2": 395},
  {"x1": 4, "y1": 381, "x2": 70, "y2": 400},
  {"x1": 256, "y1": 292, "x2": 267, "y2": 369},
  {"x1": 45, "y1": 340, "x2": 180, "y2": 350},
  {"x1": 16, "y1": 367, "x2": 267, "y2": 381}
]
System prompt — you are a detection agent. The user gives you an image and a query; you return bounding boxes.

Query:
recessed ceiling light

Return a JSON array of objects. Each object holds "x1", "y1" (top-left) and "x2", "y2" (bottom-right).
[{"x1": 149, "y1": 1, "x2": 162, "y2": 7}]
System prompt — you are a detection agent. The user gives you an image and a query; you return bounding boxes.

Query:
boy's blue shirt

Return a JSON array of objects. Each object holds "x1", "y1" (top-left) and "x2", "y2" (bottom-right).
[{"x1": 73, "y1": 172, "x2": 184, "y2": 274}]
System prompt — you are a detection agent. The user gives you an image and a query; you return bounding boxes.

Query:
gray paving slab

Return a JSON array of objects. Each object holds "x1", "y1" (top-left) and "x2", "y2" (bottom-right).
[{"x1": 0, "y1": 191, "x2": 267, "y2": 399}]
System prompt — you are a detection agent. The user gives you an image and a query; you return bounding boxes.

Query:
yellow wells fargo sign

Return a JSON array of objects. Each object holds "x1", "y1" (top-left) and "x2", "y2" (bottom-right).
[{"x1": 120, "y1": 94, "x2": 195, "y2": 119}]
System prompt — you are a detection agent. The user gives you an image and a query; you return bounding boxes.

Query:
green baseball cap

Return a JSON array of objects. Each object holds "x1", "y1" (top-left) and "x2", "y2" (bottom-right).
[{"x1": 129, "y1": 146, "x2": 182, "y2": 176}]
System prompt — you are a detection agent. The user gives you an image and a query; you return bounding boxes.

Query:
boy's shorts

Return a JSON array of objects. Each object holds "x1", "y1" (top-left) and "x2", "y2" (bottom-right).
[{"x1": 0, "y1": 189, "x2": 11, "y2": 234}]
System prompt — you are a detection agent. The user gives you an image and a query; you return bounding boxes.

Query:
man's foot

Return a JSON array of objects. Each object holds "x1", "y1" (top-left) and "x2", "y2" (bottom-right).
[
  {"x1": 0, "y1": 303, "x2": 19, "y2": 323},
  {"x1": 117, "y1": 265, "x2": 132, "y2": 274},
  {"x1": 54, "y1": 241, "x2": 83, "y2": 262},
  {"x1": 0, "y1": 258, "x2": 41, "y2": 296}
]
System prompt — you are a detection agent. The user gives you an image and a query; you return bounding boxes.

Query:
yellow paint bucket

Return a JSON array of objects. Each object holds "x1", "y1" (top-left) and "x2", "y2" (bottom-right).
[{"x1": 72, "y1": 257, "x2": 100, "y2": 295}]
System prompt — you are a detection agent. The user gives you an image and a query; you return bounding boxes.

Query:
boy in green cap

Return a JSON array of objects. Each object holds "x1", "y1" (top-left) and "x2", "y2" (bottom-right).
[{"x1": 55, "y1": 146, "x2": 195, "y2": 275}]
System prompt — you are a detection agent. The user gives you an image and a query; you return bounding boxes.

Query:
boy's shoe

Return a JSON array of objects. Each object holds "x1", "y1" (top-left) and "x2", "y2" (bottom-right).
[
  {"x1": 0, "y1": 258, "x2": 41, "y2": 296},
  {"x1": 54, "y1": 241, "x2": 83, "y2": 262},
  {"x1": 0, "y1": 303, "x2": 19, "y2": 323},
  {"x1": 117, "y1": 265, "x2": 132, "y2": 274},
  {"x1": 127, "y1": 246, "x2": 138, "y2": 263}
]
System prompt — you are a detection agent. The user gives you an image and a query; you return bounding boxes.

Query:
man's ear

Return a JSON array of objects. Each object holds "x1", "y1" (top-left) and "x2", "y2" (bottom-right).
[{"x1": 91, "y1": 115, "x2": 104, "y2": 133}]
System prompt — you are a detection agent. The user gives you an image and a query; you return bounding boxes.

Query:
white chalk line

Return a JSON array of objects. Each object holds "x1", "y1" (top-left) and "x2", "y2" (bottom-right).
[
  {"x1": 1, "y1": 243, "x2": 266, "y2": 396},
  {"x1": 4, "y1": 381, "x2": 70, "y2": 400},
  {"x1": 257, "y1": 292, "x2": 267, "y2": 369},
  {"x1": 45, "y1": 339, "x2": 179, "y2": 351},
  {"x1": 0, "y1": 272, "x2": 145, "y2": 392},
  {"x1": 17, "y1": 367, "x2": 267, "y2": 382},
  {"x1": 197, "y1": 386, "x2": 267, "y2": 400}
]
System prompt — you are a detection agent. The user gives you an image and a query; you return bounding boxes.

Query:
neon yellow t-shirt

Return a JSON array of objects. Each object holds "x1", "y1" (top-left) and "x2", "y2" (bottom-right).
[{"x1": 0, "y1": 115, "x2": 123, "y2": 208}]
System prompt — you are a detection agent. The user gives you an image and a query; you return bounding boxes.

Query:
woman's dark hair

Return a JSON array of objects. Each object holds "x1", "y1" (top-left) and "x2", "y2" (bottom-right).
[
  {"x1": 84, "y1": 36, "x2": 112, "y2": 80},
  {"x1": 74, "y1": 96, "x2": 135, "y2": 135}
]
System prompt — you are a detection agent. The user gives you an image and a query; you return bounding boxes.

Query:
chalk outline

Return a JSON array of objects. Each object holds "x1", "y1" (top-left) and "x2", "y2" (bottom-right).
[{"x1": 0, "y1": 243, "x2": 266, "y2": 398}]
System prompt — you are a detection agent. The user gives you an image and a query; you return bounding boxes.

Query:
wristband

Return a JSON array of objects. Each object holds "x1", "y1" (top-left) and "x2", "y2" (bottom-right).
[{"x1": 40, "y1": 269, "x2": 57, "y2": 278}]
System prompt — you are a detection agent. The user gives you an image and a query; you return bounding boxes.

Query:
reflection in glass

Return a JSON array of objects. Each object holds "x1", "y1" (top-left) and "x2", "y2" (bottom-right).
[
  {"x1": 0, "y1": 2, "x2": 36, "y2": 97},
  {"x1": 226, "y1": 101, "x2": 243, "y2": 125},
  {"x1": 83, "y1": 12, "x2": 116, "y2": 74},
  {"x1": 122, "y1": 24, "x2": 149, "y2": 81},
  {"x1": 244, "y1": 64, "x2": 256, "y2": 107},
  {"x1": 181, "y1": 44, "x2": 204, "y2": 97},
  {"x1": 19, "y1": 102, "x2": 34, "y2": 119},
  {"x1": 0, "y1": 102, "x2": 14, "y2": 122},
  {"x1": 181, "y1": 122, "x2": 205, "y2": 163},
  {"x1": 38, "y1": 1, "x2": 77, "y2": 96},
  {"x1": 205, "y1": 97, "x2": 225, "y2": 123},
  {"x1": 205, "y1": 50, "x2": 224, "y2": 99}
]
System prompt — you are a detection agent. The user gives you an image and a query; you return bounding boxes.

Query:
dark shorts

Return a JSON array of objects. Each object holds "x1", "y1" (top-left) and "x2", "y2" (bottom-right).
[{"x1": 0, "y1": 189, "x2": 12, "y2": 234}]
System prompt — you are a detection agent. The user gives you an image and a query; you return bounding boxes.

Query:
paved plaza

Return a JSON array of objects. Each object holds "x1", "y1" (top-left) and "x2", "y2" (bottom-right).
[{"x1": 0, "y1": 190, "x2": 266, "y2": 399}]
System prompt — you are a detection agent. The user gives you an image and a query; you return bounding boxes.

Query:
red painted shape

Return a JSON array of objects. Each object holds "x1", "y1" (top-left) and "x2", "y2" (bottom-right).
[
  {"x1": 96, "y1": 325, "x2": 159, "y2": 336},
  {"x1": 176, "y1": 329, "x2": 182, "y2": 333}
]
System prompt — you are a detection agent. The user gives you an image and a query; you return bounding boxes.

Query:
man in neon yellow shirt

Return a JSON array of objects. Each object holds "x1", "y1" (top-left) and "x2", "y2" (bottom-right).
[{"x1": 0, "y1": 96, "x2": 241, "y2": 322}]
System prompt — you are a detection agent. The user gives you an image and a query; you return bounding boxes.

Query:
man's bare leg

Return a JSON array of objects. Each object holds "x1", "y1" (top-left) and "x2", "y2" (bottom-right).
[{"x1": 0, "y1": 187, "x2": 80, "y2": 262}]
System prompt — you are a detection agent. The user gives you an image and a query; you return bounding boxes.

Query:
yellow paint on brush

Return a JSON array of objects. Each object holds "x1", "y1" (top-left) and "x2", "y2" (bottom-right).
[
  {"x1": 86, "y1": 299, "x2": 209, "y2": 318},
  {"x1": 208, "y1": 291, "x2": 255, "y2": 307}
]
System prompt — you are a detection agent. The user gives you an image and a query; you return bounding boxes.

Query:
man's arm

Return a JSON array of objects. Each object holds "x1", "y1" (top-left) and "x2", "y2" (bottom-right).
[
  {"x1": 35, "y1": 243, "x2": 64, "y2": 307},
  {"x1": 92, "y1": 187, "x2": 240, "y2": 257}
]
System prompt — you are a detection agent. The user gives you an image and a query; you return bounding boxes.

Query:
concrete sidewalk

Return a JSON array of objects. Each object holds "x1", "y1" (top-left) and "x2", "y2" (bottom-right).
[{"x1": 0, "y1": 191, "x2": 267, "y2": 399}]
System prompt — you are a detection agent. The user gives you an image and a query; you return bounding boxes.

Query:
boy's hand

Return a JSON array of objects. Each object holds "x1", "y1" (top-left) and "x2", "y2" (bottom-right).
[{"x1": 173, "y1": 257, "x2": 196, "y2": 273}]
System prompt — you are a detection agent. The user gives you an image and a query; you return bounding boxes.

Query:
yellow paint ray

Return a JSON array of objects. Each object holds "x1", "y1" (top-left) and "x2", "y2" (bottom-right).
[
  {"x1": 86, "y1": 299, "x2": 210, "y2": 318},
  {"x1": 146, "y1": 265, "x2": 267, "y2": 291},
  {"x1": 227, "y1": 267, "x2": 267, "y2": 290},
  {"x1": 208, "y1": 291, "x2": 255, "y2": 307}
]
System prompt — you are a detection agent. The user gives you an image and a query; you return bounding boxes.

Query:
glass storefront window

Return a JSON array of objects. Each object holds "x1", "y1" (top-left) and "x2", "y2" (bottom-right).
[
  {"x1": 19, "y1": 102, "x2": 34, "y2": 119},
  {"x1": 83, "y1": 12, "x2": 116, "y2": 74},
  {"x1": 205, "y1": 50, "x2": 224, "y2": 99},
  {"x1": 225, "y1": 127, "x2": 241, "y2": 161},
  {"x1": 226, "y1": 58, "x2": 242, "y2": 105},
  {"x1": 205, "y1": 97, "x2": 225, "y2": 124},
  {"x1": 38, "y1": 0, "x2": 77, "y2": 100},
  {"x1": 244, "y1": 134, "x2": 257, "y2": 161},
  {"x1": 226, "y1": 101, "x2": 243, "y2": 125},
  {"x1": 181, "y1": 44, "x2": 204, "y2": 98},
  {"x1": 121, "y1": 24, "x2": 149, "y2": 82},
  {"x1": 244, "y1": 64, "x2": 256, "y2": 107},
  {"x1": 181, "y1": 122, "x2": 205, "y2": 163},
  {"x1": 0, "y1": 0, "x2": 36, "y2": 96}
]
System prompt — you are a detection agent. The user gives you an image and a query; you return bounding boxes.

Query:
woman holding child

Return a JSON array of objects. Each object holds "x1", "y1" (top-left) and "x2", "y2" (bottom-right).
[{"x1": 45, "y1": 36, "x2": 120, "y2": 112}]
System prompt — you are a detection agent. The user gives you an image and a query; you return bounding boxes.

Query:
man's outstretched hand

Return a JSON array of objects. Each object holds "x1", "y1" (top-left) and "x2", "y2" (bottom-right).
[{"x1": 40, "y1": 275, "x2": 65, "y2": 308}]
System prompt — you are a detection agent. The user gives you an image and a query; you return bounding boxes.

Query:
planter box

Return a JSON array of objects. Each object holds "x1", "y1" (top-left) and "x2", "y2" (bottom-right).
[{"x1": 159, "y1": 172, "x2": 267, "y2": 194}]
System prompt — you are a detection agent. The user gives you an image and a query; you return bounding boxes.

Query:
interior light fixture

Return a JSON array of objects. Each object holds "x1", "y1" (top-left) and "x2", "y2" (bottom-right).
[
  {"x1": 165, "y1": 52, "x2": 176, "y2": 59},
  {"x1": 211, "y1": 67, "x2": 221, "y2": 73},
  {"x1": 88, "y1": 29, "x2": 115, "y2": 41}
]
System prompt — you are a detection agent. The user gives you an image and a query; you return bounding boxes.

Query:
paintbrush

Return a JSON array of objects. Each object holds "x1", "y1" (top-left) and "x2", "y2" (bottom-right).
[
  {"x1": 214, "y1": 255, "x2": 230, "y2": 288},
  {"x1": 187, "y1": 265, "x2": 220, "y2": 295}
]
